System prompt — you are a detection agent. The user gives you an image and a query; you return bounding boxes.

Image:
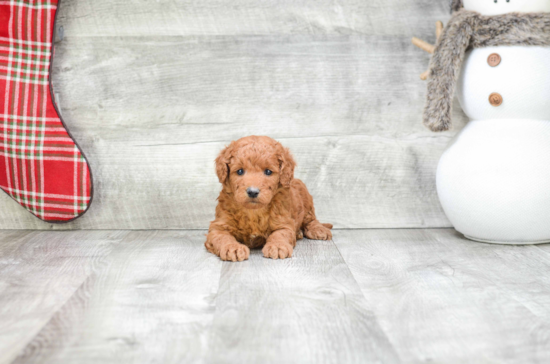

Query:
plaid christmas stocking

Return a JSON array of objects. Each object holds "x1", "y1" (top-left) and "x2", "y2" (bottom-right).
[{"x1": 0, "y1": 0, "x2": 92, "y2": 223}]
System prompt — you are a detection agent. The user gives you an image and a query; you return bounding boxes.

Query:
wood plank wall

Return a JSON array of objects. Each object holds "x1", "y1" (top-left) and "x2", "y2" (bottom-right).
[{"x1": 0, "y1": 0, "x2": 468, "y2": 229}]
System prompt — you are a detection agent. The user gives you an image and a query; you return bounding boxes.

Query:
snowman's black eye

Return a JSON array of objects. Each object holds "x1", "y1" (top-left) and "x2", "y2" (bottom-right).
[
  {"x1": 237, "y1": 169, "x2": 244, "y2": 175},
  {"x1": 264, "y1": 169, "x2": 273, "y2": 176}
]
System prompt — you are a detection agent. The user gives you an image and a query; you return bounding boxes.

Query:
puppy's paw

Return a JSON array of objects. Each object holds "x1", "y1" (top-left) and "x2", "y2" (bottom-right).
[
  {"x1": 262, "y1": 242, "x2": 293, "y2": 260},
  {"x1": 296, "y1": 230, "x2": 304, "y2": 240},
  {"x1": 304, "y1": 222, "x2": 333, "y2": 240},
  {"x1": 205, "y1": 239, "x2": 217, "y2": 255},
  {"x1": 219, "y1": 242, "x2": 250, "y2": 262}
]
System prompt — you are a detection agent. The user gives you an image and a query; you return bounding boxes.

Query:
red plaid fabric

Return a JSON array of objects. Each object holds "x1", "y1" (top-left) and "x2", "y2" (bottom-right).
[{"x1": 0, "y1": 0, "x2": 92, "y2": 222}]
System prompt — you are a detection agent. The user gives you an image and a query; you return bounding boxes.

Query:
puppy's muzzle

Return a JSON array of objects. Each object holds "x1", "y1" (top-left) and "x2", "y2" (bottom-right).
[{"x1": 246, "y1": 187, "x2": 260, "y2": 198}]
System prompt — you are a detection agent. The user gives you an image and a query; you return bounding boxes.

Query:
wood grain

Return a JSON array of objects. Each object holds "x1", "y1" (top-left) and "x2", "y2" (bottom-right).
[
  {"x1": 57, "y1": 0, "x2": 449, "y2": 37},
  {"x1": 8, "y1": 230, "x2": 222, "y2": 364},
  {"x1": 334, "y1": 229, "x2": 550, "y2": 364},
  {"x1": 205, "y1": 238, "x2": 399, "y2": 364},
  {"x1": 51, "y1": 35, "x2": 449, "y2": 144},
  {"x1": 4, "y1": 229, "x2": 550, "y2": 363},
  {"x1": 0, "y1": 230, "x2": 129, "y2": 364}
]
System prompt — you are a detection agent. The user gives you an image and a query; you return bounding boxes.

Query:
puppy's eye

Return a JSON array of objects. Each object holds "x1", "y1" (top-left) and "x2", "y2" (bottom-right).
[
  {"x1": 264, "y1": 169, "x2": 273, "y2": 176},
  {"x1": 236, "y1": 169, "x2": 245, "y2": 176}
]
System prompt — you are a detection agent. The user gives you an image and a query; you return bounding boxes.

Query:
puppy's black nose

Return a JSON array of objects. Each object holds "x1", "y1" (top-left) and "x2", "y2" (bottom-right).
[{"x1": 247, "y1": 187, "x2": 260, "y2": 198}]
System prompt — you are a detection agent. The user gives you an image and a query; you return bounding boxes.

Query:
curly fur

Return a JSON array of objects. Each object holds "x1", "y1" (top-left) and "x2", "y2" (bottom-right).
[
  {"x1": 424, "y1": 10, "x2": 550, "y2": 132},
  {"x1": 205, "y1": 136, "x2": 333, "y2": 262}
]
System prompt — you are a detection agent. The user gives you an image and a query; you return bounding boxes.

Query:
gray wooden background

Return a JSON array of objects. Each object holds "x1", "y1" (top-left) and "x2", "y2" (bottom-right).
[{"x1": 0, "y1": 0, "x2": 468, "y2": 230}]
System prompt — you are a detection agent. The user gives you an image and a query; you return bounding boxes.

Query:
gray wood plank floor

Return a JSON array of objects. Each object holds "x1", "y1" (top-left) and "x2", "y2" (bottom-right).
[{"x1": 2, "y1": 229, "x2": 549, "y2": 364}]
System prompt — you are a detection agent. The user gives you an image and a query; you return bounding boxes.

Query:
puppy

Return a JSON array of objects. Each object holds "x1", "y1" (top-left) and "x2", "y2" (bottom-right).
[{"x1": 205, "y1": 136, "x2": 333, "y2": 261}]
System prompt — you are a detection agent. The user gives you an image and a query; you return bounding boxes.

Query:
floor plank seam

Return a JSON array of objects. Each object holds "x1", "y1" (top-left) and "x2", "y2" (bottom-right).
[
  {"x1": 10, "y1": 272, "x2": 96, "y2": 364},
  {"x1": 7, "y1": 232, "x2": 129, "y2": 364},
  {"x1": 200, "y1": 248, "x2": 225, "y2": 359},
  {"x1": 328, "y1": 237, "x2": 403, "y2": 363}
]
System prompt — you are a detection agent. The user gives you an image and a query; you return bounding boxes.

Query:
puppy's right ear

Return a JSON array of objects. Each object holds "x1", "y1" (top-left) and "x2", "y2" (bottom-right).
[{"x1": 215, "y1": 142, "x2": 236, "y2": 185}]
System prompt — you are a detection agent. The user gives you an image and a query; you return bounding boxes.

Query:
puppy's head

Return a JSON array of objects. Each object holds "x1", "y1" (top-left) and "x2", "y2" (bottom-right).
[{"x1": 215, "y1": 136, "x2": 295, "y2": 209}]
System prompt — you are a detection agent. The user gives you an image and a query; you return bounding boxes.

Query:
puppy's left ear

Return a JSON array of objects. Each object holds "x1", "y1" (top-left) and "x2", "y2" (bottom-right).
[{"x1": 276, "y1": 143, "x2": 296, "y2": 188}]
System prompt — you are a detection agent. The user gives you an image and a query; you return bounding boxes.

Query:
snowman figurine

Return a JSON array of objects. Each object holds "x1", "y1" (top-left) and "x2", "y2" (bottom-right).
[{"x1": 414, "y1": 0, "x2": 550, "y2": 244}]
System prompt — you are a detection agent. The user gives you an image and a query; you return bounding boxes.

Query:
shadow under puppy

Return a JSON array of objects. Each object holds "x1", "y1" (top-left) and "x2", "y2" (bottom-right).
[{"x1": 205, "y1": 136, "x2": 333, "y2": 261}]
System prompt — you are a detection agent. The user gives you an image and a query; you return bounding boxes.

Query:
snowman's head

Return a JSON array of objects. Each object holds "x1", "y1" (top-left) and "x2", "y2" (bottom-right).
[{"x1": 452, "y1": 0, "x2": 550, "y2": 15}]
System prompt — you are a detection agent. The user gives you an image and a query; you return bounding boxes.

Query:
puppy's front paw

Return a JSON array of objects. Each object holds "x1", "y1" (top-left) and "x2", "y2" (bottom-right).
[
  {"x1": 219, "y1": 243, "x2": 250, "y2": 262},
  {"x1": 262, "y1": 242, "x2": 293, "y2": 259},
  {"x1": 304, "y1": 223, "x2": 332, "y2": 240}
]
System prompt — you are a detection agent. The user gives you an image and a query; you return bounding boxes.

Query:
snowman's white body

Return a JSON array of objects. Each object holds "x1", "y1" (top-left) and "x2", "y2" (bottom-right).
[{"x1": 437, "y1": 44, "x2": 550, "y2": 243}]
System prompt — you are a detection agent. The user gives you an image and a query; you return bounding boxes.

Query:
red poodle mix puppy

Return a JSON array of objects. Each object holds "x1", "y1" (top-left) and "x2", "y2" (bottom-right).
[{"x1": 205, "y1": 136, "x2": 333, "y2": 261}]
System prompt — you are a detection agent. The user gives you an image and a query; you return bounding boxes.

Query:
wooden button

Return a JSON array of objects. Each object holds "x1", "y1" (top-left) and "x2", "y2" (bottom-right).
[
  {"x1": 488, "y1": 53, "x2": 501, "y2": 67},
  {"x1": 489, "y1": 92, "x2": 503, "y2": 107}
]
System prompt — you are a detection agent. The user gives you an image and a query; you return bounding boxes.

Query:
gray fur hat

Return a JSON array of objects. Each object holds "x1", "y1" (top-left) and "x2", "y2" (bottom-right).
[
  {"x1": 424, "y1": 11, "x2": 550, "y2": 131},
  {"x1": 450, "y1": 0, "x2": 463, "y2": 12}
]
